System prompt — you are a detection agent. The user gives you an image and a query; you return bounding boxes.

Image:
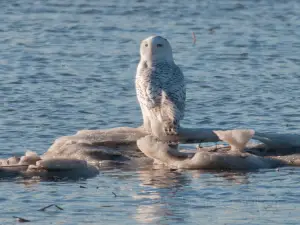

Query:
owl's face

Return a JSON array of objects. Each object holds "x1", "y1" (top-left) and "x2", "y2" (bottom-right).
[{"x1": 140, "y1": 36, "x2": 173, "y2": 62}]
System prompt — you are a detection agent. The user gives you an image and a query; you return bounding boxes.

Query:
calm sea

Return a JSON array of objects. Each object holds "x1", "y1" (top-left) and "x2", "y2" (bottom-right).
[{"x1": 1, "y1": 0, "x2": 300, "y2": 224}]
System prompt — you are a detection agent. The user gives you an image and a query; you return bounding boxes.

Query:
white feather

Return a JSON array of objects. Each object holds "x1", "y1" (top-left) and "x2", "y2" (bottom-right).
[{"x1": 135, "y1": 36, "x2": 186, "y2": 137}]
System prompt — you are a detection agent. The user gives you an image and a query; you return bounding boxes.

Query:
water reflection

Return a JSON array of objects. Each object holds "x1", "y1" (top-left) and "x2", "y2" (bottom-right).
[
  {"x1": 132, "y1": 167, "x2": 190, "y2": 224},
  {"x1": 216, "y1": 171, "x2": 250, "y2": 184},
  {"x1": 137, "y1": 166, "x2": 191, "y2": 188},
  {"x1": 190, "y1": 170, "x2": 250, "y2": 185},
  {"x1": 0, "y1": 161, "x2": 280, "y2": 224},
  {"x1": 132, "y1": 166, "x2": 253, "y2": 223},
  {"x1": 134, "y1": 203, "x2": 186, "y2": 224}
]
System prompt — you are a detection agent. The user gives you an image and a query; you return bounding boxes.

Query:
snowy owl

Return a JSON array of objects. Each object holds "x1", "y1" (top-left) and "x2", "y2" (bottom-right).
[{"x1": 135, "y1": 35, "x2": 186, "y2": 138}]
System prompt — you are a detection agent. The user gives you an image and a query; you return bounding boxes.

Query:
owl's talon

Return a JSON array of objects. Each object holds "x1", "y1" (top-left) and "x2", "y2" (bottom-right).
[{"x1": 164, "y1": 127, "x2": 178, "y2": 136}]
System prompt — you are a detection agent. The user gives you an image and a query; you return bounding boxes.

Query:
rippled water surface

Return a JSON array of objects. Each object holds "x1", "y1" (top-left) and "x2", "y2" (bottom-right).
[{"x1": 1, "y1": 0, "x2": 300, "y2": 224}]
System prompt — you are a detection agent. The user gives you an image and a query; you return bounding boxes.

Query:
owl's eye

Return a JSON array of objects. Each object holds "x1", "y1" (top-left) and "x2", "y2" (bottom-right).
[
  {"x1": 145, "y1": 43, "x2": 148, "y2": 47},
  {"x1": 157, "y1": 44, "x2": 163, "y2": 47}
]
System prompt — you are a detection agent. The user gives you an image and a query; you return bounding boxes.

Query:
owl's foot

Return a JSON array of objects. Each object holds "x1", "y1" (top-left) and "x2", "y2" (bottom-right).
[
  {"x1": 163, "y1": 121, "x2": 179, "y2": 136},
  {"x1": 149, "y1": 134, "x2": 178, "y2": 149}
]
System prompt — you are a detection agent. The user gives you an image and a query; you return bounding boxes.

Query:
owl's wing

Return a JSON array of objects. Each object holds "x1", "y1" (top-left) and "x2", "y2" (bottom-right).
[
  {"x1": 136, "y1": 68, "x2": 162, "y2": 109},
  {"x1": 161, "y1": 65, "x2": 186, "y2": 122}
]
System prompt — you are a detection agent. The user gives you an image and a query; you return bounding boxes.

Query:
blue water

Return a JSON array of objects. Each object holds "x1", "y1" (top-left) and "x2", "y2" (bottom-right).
[{"x1": 1, "y1": 0, "x2": 300, "y2": 224}]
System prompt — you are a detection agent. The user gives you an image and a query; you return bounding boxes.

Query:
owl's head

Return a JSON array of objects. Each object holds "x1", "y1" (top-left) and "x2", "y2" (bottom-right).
[{"x1": 140, "y1": 36, "x2": 173, "y2": 63}]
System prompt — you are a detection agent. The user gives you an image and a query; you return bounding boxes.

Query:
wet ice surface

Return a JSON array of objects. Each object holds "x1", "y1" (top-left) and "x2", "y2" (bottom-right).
[{"x1": 1, "y1": 0, "x2": 300, "y2": 224}]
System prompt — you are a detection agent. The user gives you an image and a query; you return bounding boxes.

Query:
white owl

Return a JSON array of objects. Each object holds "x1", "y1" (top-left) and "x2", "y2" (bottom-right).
[{"x1": 135, "y1": 35, "x2": 186, "y2": 138}]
